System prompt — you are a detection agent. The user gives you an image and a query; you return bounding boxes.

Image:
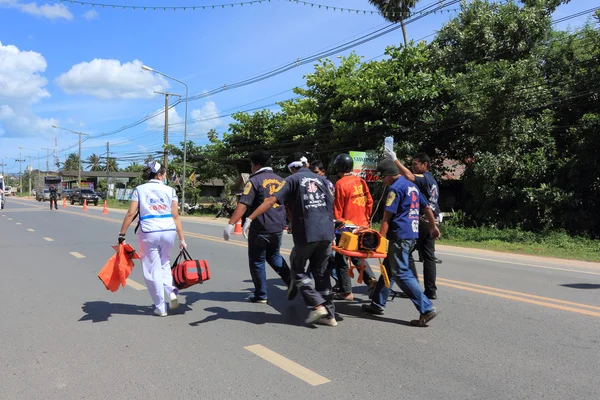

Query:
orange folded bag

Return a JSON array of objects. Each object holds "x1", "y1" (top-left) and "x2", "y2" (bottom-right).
[{"x1": 98, "y1": 243, "x2": 139, "y2": 292}]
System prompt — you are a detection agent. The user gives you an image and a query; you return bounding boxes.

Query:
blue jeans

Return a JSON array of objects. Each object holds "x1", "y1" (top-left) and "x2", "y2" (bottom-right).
[
  {"x1": 248, "y1": 231, "x2": 291, "y2": 300},
  {"x1": 371, "y1": 239, "x2": 433, "y2": 315}
]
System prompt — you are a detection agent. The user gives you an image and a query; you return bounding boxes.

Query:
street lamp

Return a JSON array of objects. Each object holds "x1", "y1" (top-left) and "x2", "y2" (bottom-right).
[
  {"x1": 142, "y1": 64, "x2": 189, "y2": 214},
  {"x1": 52, "y1": 125, "x2": 89, "y2": 187}
]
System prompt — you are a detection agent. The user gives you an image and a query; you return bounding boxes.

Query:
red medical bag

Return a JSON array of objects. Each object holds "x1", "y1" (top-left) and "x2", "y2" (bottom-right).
[{"x1": 171, "y1": 248, "x2": 211, "y2": 289}]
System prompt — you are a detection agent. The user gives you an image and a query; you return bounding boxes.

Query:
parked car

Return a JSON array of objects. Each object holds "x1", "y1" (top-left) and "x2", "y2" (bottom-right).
[
  {"x1": 62, "y1": 189, "x2": 74, "y2": 200},
  {"x1": 70, "y1": 189, "x2": 99, "y2": 206},
  {"x1": 36, "y1": 189, "x2": 50, "y2": 202},
  {"x1": 5, "y1": 186, "x2": 12, "y2": 196},
  {"x1": 96, "y1": 191, "x2": 107, "y2": 200}
]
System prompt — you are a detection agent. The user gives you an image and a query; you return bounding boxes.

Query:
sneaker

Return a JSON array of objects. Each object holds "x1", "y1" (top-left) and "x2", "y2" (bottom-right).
[
  {"x1": 169, "y1": 292, "x2": 179, "y2": 309},
  {"x1": 435, "y1": 258, "x2": 443, "y2": 264},
  {"x1": 305, "y1": 306, "x2": 328, "y2": 324},
  {"x1": 247, "y1": 295, "x2": 267, "y2": 304},
  {"x1": 287, "y1": 281, "x2": 298, "y2": 301},
  {"x1": 333, "y1": 292, "x2": 354, "y2": 301},
  {"x1": 361, "y1": 303, "x2": 384, "y2": 315},
  {"x1": 316, "y1": 317, "x2": 338, "y2": 327},
  {"x1": 153, "y1": 308, "x2": 167, "y2": 317},
  {"x1": 411, "y1": 308, "x2": 438, "y2": 327}
]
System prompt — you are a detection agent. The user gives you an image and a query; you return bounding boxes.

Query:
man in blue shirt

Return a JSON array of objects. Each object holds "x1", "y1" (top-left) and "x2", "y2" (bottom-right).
[
  {"x1": 362, "y1": 160, "x2": 440, "y2": 327},
  {"x1": 384, "y1": 149, "x2": 441, "y2": 299},
  {"x1": 245, "y1": 153, "x2": 337, "y2": 327},
  {"x1": 223, "y1": 150, "x2": 297, "y2": 303}
]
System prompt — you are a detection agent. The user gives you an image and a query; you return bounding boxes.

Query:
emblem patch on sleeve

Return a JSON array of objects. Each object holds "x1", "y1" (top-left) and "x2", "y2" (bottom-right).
[
  {"x1": 243, "y1": 182, "x2": 253, "y2": 195},
  {"x1": 385, "y1": 191, "x2": 396, "y2": 207}
]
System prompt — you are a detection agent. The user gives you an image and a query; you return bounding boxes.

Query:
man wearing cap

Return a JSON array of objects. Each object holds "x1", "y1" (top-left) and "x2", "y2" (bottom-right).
[
  {"x1": 361, "y1": 159, "x2": 440, "y2": 327},
  {"x1": 223, "y1": 150, "x2": 296, "y2": 304},
  {"x1": 244, "y1": 152, "x2": 337, "y2": 327},
  {"x1": 383, "y1": 149, "x2": 442, "y2": 299}
]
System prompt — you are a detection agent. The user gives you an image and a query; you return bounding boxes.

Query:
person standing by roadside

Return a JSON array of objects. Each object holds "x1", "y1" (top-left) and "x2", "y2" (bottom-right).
[
  {"x1": 384, "y1": 149, "x2": 441, "y2": 299},
  {"x1": 49, "y1": 184, "x2": 58, "y2": 210},
  {"x1": 118, "y1": 161, "x2": 186, "y2": 317},
  {"x1": 245, "y1": 153, "x2": 337, "y2": 326},
  {"x1": 361, "y1": 159, "x2": 440, "y2": 327},
  {"x1": 223, "y1": 150, "x2": 297, "y2": 303}
]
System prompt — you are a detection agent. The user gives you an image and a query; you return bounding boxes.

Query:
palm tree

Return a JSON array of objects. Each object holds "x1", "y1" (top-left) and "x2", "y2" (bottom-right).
[
  {"x1": 62, "y1": 153, "x2": 81, "y2": 171},
  {"x1": 104, "y1": 157, "x2": 119, "y2": 173},
  {"x1": 368, "y1": 0, "x2": 420, "y2": 47},
  {"x1": 86, "y1": 153, "x2": 103, "y2": 171}
]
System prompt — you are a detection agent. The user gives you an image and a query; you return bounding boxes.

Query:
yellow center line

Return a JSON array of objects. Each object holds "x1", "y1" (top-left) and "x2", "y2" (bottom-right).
[
  {"x1": 244, "y1": 344, "x2": 330, "y2": 386},
  {"x1": 126, "y1": 279, "x2": 146, "y2": 291}
]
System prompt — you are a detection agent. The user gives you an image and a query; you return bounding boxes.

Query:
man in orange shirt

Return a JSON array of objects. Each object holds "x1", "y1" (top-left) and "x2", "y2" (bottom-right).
[{"x1": 332, "y1": 154, "x2": 378, "y2": 301}]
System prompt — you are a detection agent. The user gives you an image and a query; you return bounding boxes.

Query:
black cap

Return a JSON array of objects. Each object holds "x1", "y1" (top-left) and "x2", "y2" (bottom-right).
[{"x1": 376, "y1": 159, "x2": 400, "y2": 177}]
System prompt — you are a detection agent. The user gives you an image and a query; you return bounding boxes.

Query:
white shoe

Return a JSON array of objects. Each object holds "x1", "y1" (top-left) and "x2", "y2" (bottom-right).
[
  {"x1": 154, "y1": 308, "x2": 167, "y2": 317},
  {"x1": 305, "y1": 307, "x2": 328, "y2": 324},
  {"x1": 316, "y1": 318, "x2": 338, "y2": 327},
  {"x1": 169, "y1": 292, "x2": 179, "y2": 309}
]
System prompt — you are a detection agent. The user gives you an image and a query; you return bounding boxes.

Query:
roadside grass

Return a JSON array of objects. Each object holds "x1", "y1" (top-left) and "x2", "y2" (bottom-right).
[{"x1": 438, "y1": 225, "x2": 600, "y2": 262}]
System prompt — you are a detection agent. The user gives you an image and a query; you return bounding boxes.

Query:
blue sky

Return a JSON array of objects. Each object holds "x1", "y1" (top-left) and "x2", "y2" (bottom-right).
[{"x1": 0, "y1": 0, "x2": 592, "y2": 175}]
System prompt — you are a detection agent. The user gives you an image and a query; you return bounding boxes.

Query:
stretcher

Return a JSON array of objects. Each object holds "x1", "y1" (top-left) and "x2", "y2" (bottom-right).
[{"x1": 332, "y1": 246, "x2": 390, "y2": 289}]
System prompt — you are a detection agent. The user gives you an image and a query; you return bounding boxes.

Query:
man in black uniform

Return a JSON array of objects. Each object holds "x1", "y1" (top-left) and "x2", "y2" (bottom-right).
[
  {"x1": 49, "y1": 184, "x2": 58, "y2": 210},
  {"x1": 245, "y1": 152, "x2": 337, "y2": 326},
  {"x1": 384, "y1": 149, "x2": 441, "y2": 299},
  {"x1": 223, "y1": 150, "x2": 296, "y2": 303}
]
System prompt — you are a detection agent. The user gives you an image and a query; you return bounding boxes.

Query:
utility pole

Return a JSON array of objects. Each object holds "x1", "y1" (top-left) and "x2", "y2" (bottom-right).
[
  {"x1": 16, "y1": 151, "x2": 25, "y2": 193},
  {"x1": 27, "y1": 156, "x2": 32, "y2": 195},
  {"x1": 42, "y1": 148, "x2": 52, "y2": 176},
  {"x1": 154, "y1": 91, "x2": 181, "y2": 173},
  {"x1": 106, "y1": 142, "x2": 110, "y2": 199},
  {"x1": 51, "y1": 126, "x2": 88, "y2": 188}
]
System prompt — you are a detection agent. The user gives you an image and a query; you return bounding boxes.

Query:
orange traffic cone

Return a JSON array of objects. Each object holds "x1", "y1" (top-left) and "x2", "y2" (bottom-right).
[
  {"x1": 102, "y1": 200, "x2": 108, "y2": 214},
  {"x1": 83, "y1": 199, "x2": 88, "y2": 212},
  {"x1": 62, "y1": 197, "x2": 67, "y2": 208},
  {"x1": 233, "y1": 219, "x2": 243, "y2": 235}
]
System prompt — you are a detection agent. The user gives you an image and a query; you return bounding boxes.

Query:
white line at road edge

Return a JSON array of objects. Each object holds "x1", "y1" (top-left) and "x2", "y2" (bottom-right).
[
  {"x1": 126, "y1": 279, "x2": 146, "y2": 291},
  {"x1": 437, "y1": 251, "x2": 600, "y2": 277},
  {"x1": 43, "y1": 237, "x2": 54, "y2": 242},
  {"x1": 244, "y1": 344, "x2": 330, "y2": 386},
  {"x1": 69, "y1": 252, "x2": 86, "y2": 259}
]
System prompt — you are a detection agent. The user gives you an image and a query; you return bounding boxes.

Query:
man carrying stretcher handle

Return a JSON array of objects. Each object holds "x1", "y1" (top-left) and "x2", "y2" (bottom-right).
[
  {"x1": 244, "y1": 153, "x2": 337, "y2": 327},
  {"x1": 361, "y1": 159, "x2": 441, "y2": 327}
]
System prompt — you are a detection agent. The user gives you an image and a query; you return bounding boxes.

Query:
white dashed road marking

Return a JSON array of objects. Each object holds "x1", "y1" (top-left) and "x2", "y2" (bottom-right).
[
  {"x1": 27, "y1": 229, "x2": 35, "y2": 232},
  {"x1": 43, "y1": 237, "x2": 54, "y2": 242},
  {"x1": 16, "y1": 222, "x2": 22, "y2": 225},
  {"x1": 69, "y1": 252, "x2": 86, "y2": 259},
  {"x1": 126, "y1": 279, "x2": 146, "y2": 291},
  {"x1": 244, "y1": 344, "x2": 331, "y2": 386},
  {"x1": 8, "y1": 218, "x2": 13, "y2": 221}
]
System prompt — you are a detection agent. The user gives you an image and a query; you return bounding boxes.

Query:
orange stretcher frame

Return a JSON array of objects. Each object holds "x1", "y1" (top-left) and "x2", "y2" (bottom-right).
[{"x1": 332, "y1": 246, "x2": 390, "y2": 288}]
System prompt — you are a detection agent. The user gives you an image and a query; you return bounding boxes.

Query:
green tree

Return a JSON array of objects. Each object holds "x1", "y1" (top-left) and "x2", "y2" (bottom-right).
[
  {"x1": 104, "y1": 158, "x2": 119, "y2": 172},
  {"x1": 368, "y1": 0, "x2": 420, "y2": 46},
  {"x1": 62, "y1": 153, "x2": 81, "y2": 171},
  {"x1": 86, "y1": 153, "x2": 103, "y2": 171}
]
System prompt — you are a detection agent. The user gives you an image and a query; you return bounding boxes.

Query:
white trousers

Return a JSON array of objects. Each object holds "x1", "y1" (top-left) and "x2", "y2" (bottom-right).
[{"x1": 138, "y1": 230, "x2": 178, "y2": 313}]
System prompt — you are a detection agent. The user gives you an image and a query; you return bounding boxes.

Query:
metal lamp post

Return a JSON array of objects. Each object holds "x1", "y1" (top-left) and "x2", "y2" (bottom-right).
[{"x1": 142, "y1": 65, "x2": 189, "y2": 214}]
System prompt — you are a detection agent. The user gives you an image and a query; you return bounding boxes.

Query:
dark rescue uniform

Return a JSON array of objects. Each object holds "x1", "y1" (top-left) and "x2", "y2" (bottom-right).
[
  {"x1": 273, "y1": 167, "x2": 336, "y2": 317},
  {"x1": 239, "y1": 168, "x2": 291, "y2": 300}
]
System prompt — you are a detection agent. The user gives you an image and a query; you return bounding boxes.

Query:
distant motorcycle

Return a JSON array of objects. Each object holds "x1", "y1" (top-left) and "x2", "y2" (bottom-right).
[{"x1": 215, "y1": 197, "x2": 236, "y2": 219}]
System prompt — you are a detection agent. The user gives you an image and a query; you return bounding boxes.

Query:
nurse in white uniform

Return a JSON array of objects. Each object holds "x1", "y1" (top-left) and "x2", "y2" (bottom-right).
[{"x1": 118, "y1": 161, "x2": 187, "y2": 317}]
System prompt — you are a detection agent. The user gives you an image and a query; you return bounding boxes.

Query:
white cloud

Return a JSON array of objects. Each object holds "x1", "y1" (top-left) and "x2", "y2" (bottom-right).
[
  {"x1": 56, "y1": 59, "x2": 169, "y2": 99},
  {"x1": 0, "y1": 41, "x2": 58, "y2": 138},
  {"x1": 189, "y1": 100, "x2": 223, "y2": 133},
  {"x1": 0, "y1": 1, "x2": 73, "y2": 20},
  {"x1": 147, "y1": 106, "x2": 183, "y2": 130},
  {"x1": 82, "y1": 9, "x2": 98, "y2": 20}
]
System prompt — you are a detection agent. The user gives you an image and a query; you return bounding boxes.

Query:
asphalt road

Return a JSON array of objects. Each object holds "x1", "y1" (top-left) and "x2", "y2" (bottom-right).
[{"x1": 1, "y1": 197, "x2": 599, "y2": 400}]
